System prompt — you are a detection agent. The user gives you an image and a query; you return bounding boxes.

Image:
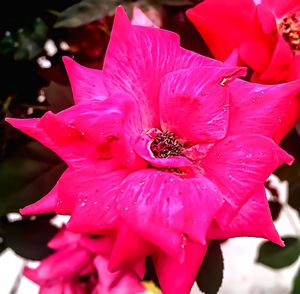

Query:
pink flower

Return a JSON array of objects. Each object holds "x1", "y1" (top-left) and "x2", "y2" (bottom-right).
[
  {"x1": 187, "y1": 0, "x2": 300, "y2": 141},
  {"x1": 24, "y1": 228, "x2": 145, "y2": 294},
  {"x1": 6, "y1": 6, "x2": 300, "y2": 294}
]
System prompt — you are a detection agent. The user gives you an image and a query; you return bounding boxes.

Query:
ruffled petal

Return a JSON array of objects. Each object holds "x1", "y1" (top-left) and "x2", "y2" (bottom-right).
[
  {"x1": 159, "y1": 66, "x2": 246, "y2": 143},
  {"x1": 229, "y1": 78, "x2": 300, "y2": 139},
  {"x1": 153, "y1": 242, "x2": 208, "y2": 294},
  {"x1": 201, "y1": 134, "x2": 292, "y2": 226},
  {"x1": 208, "y1": 186, "x2": 284, "y2": 246},
  {"x1": 117, "y1": 169, "x2": 223, "y2": 258},
  {"x1": 59, "y1": 165, "x2": 130, "y2": 231},
  {"x1": 63, "y1": 57, "x2": 108, "y2": 104},
  {"x1": 104, "y1": 6, "x2": 220, "y2": 129},
  {"x1": 39, "y1": 94, "x2": 144, "y2": 169}
]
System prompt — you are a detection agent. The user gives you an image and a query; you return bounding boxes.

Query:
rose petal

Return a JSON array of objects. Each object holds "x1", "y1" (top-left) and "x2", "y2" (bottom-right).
[
  {"x1": 63, "y1": 56, "x2": 108, "y2": 104},
  {"x1": 201, "y1": 134, "x2": 292, "y2": 226},
  {"x1": 160, "y1": 66, "x2": 246, "y2": 143},
  {"x1": 208, "y1": 186, "x2": 284, "y2": 246}
]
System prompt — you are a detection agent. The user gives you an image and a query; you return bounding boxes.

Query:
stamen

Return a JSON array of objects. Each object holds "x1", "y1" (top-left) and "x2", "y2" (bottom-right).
[
  {"x1": 150, "y1": 131, "x2": 183, "y2": 158},
  {"x1": 278, "y1": 12, "x2": 300, "y2": 54}
]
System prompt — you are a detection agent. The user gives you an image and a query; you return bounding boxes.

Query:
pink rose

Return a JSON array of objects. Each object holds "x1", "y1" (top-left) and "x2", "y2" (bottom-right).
[
  {"x1": 6, "y1": 6, "x2": 300, "y2": 294},
  {"x1": 24, "y1": 228, "x2": 145, "y2": 294}
]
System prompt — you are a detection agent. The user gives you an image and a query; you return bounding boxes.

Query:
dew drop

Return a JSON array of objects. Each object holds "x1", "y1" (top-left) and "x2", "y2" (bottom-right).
[{"x1": 105, "y1": 205, "x2": 111, "y2": 211}]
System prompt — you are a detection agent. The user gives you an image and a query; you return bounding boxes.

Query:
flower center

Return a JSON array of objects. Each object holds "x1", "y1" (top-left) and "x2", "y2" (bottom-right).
[
  {"x1": 150, "y1": 131, "x2": 183, "y2": 158},
  {"x1": 278, "y1": 12, "x2": 300, "y2": 54}
]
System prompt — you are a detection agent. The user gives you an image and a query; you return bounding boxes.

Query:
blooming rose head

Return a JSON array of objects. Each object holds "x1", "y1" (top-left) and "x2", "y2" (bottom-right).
[
  {"x1": 24, "y1": 227, "x2": 145, "y2": 294},
  {"x1": 6, "y1": 6, "x2": 300, "y2": 294},
  {"x1": 187, "y1": 0, "x2": 300, "y2": 141}
]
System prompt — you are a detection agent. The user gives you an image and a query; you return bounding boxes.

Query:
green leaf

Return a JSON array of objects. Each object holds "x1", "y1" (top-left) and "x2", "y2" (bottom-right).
[
  {"x1": 256, "y1": 237, "x2": 300, "y2": 269},
  {"x1": 289, "y1": 179, "x2": 300, "y2": 215},
  {"x1": 3, "y1": 219, "x2": 58, "y2": 260},
  {"x1": 0, "y1": 18, "x2": 48, "y2": 60},
  {"x1": 54, "y1": 0, "x2": 120, "y2": 28},
  {"x1": 292, "y1": 266, "x2": 300, "y2": 294},
  {"x1": 0, "y1": 141, "x2": 66, "y2": 216},
  {"x1": 196, "y1": 240, "x2": 224, "y2": 294}
]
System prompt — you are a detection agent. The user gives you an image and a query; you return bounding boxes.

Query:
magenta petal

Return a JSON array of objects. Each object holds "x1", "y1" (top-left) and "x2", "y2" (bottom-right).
[
  {"x1": 94, "y1": 255, "x2": 145, "y2": 294},
  {"x1": 56, "y1": 160, "x2": 120, "y2": 214},
  {"x1": 208, "y1": 186, "x2": 284, "y2": 246},
  {"x1": 153, "y1": 241, "x2": 208, "y2": 294},
  {"x1": 25, "y1": 246, "x2": 92, "y2": 282},
  {"x1": 202, "y1": 134, "x2": 292, "y2": 226},
  {"x1": 117, "y1": 169, "x2": 223, "y2": 257},
  {"x1": 104, "y1": 6, "x2": 220, "y2": 129},
  {"x1": 39, "y1": 111, "x2": 102, "y2": 161},
  {"x1": 109, "y1": 224, "x2": 154, "y2": 272},
  {"x1": 229, "y1": 78, "x2": 300, "y2": 138},
  {"x1": 61, "y1": 166, "x2": 129, "y2": 232},
  {"x1": 63, "y1": 56, "x2": 108, "y2": 104},
  {"x1": 160, "y1": 66, "x2": 245, "y2": 143},
  {"x1": 20, "y1": 184, "x2": 58, "y2": 215}
]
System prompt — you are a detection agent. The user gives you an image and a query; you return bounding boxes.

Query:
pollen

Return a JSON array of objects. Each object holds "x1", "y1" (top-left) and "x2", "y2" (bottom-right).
[
  {"x1": 278, "y1": 12, "x2": 300, "y2": 54},
  {"x1": 150, "y1": 131, "x2": 183, "y2": 158}
]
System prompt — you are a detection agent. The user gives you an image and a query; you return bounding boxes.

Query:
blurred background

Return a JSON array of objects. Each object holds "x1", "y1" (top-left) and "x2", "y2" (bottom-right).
[{"x1": 1, "y1": 0, "x2": 300, "y2": 293}]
